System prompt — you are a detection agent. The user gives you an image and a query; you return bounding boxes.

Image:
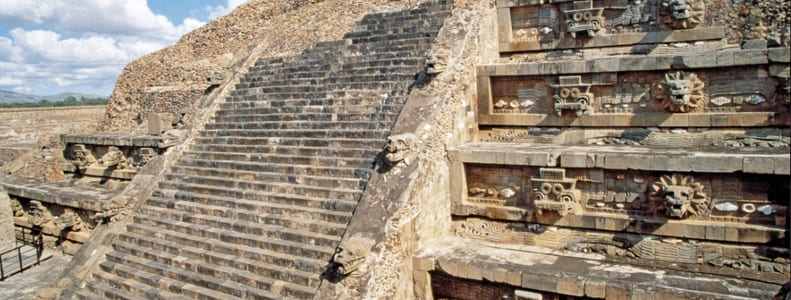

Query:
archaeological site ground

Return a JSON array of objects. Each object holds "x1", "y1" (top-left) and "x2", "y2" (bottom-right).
[{"x1": 0, "y1": 0, "x2": 789, "y2": 299}]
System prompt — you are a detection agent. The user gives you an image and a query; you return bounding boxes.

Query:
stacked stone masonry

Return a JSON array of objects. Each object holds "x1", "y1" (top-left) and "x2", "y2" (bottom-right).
[
  {"x1": 73, "y1": 2, "x2": 452, "y2": 299},
  {"x1": 415, "y1": 0, "x2": 791, "y2": 299}
]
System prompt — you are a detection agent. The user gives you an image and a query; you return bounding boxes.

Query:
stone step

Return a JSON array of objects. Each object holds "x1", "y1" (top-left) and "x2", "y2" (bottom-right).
[
  {"x1": 170, "y1": 164, "x2": 366, "y2": 191},
  {"x1": 203, "y1": 120, "x2": 389, "y2": 136},
  {"x1": 228, "y1": 90, "x2": 328, "y2": 101},
  {"x1": 240, "y1": 69, "x2": 328, "y2": 84},
  {"x1": 209, "y1": 111, "x2": 400, "y2": 123},
  {"x1": 343, "y1": 24, "x2": 442, "y2": 39},
  {"x1": 256, "y1": 84, "x2": 322, "y2": 94},
  {"x1": 356, "y1": 8, "x2": 451, "y2": 26},
  {"x1": 123, "y1": 222, "x2": 328, "y2": 275},
  {"x1": 147, "y1": 191, "x2": 353, "y2": 225},
  {"x1": 188, "y1": 144, "x2": 380, "y2": 162},
  {"x1": 324, "y1": 81, "x2": 411, "y2": 92},
  {"x1": 252, "y1": 56, "x2": 290, "y2": 67},
  {"x1": 324, "y1": 73, "x2": 417, "y2": 83},
  {"x1": 145, "y1": 196, "x2": 347, "y2": 236},
  {"x1": 349, "y1": 35, "x2": 436, "y2": 49},
  {"x1": 193, "y1": 136, "x2": 386, "y2": 150},
  {"x1": 238, "y1": 77, "x2": 323, "y2": 90},
  {"x1": 181, "y1": 150, "x2": 375, "y2": 169},
  {"x1": 346, "y1": 40, "x2": 433, "y2": 55},
  {"x1": 341, "y1": 50, "x2": 420, "y2": 62},
  {"x1": 198, "y1": 128, "x2": 391, "y2": 140},
  {"x1": 130, "y1": 213, "x2": 335, "y2": 259},
  {"x1": 103, "y1": 251, "x2": 295, "y2": 299},
  {"x1": 348, "y1": 31, "x2": 439, "y2": 44},
  {"x1": 159, "y1": 174, "x2": 363, "y2": 202},
  {"x1": 220, "y1": 96, "x2": 406, "y2": 109},
  {"x1": 155, "y1": 179, "x2": 360, "y2": 211},
  {"x1": 355, "y1": 18, "x2": 446, "y2": 33},
  {"x1": 90, "y1": 266, "x2": 186, "y2": 300},
  {"x1": 214, "y1": 105, "x2": 402, "y2": 118},
  {"x1": 242, "y1": 68, "x2": 329, "y2": 83},
  {"x1": 229, "y1": 85, "x2": 326, "y2": 97},
  {"x1": 80, "y1": 275, "x2": 151, "y2": 300},
  {"x1": 339, "y1": 57, "x2": 425, "y2": 70},
  {"x1": 246, "y1": 62, "x2": 333, "y2": 76},
  {"x1": 112, "y1": 238, "x2": 321, "y2": 292},
  {"x1": 222, "y1": 93, "x2": 393, "y2": 105}
]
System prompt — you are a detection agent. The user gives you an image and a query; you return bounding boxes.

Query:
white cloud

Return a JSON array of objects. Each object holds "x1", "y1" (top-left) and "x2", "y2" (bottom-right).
[
  {"x1": 0, "y1": 1, "x2": 209, "y2": 96},
  {"x1": 0, "y1": 77, "x2": 25, "y2": 86},
  {"x1": 207, "y1": 0, "x2": 248, "y2": 20},
  {"x1": 0, "y1": 0, "x2": 205, "y2": 41}
]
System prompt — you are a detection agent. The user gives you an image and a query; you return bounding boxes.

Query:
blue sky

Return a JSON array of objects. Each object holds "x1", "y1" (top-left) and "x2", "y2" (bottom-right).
[{"x1": 0, "y1": 0, "x2": 247, "y2": 96}]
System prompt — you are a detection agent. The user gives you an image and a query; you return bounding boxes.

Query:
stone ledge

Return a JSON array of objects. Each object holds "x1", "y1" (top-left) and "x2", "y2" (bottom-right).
[
  {"x1": 0, "y1": 175, "x2": 115, "y2": 211},
  {"x1": 478, "y1": 112, "x2": 787, "y2": 128},
  {"x1": 477, "y1": 47, "x2": 790, "y2": 76},
  {"x1": 499, "y1": 27, "x2": 726, "y2": 53},
  {"x1": 450, "y1": 142, "x2": 790, "y2": 174},
  {"x1": 61, "y1": 134, "x2": 177, "y2": 148},
  {"x1": 416, "y1": 237, "x2": 781, "y2": 299}
]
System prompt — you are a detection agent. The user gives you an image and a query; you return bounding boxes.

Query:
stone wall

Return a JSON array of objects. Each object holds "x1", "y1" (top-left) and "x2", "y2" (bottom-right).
[
  {"x1": 0, "y1": 187, "x2": 16, "y2": 251},
  {"x1": 315, "y1": 1, "x2": 500, "y2": 298},
  {"x1": 98, "y1": 0, "x2": 441, "y2": 133}
]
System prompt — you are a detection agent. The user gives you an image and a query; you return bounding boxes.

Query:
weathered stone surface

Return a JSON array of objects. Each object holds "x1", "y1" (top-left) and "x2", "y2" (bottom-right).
[{"x1": 0, "y1": 187, "x2": 15, "y2": 251}]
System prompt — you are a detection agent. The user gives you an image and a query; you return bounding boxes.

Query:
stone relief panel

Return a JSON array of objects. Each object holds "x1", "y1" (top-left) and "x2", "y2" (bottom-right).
[
  {"x1": 11, "y1": 197, "x2": 95, "y2": 242},
  {"x1": 63, "y1": 143, "x2": 167, "y2": 180},
  {"x1": 460, "y1": 165, "x2": 789, "y2": 226},
  {"x1": 499, "y1": 0, "x2": 717, "y2": 52},
  {"x1": 464, "y1": 165, "x2": 525, "y2": 207},
  {"x1": 659, "y1": 0, "x2": 704, "y2": 29},
  {"x1": 482, "y1": 66, "x2": 787, "y2": 126}
]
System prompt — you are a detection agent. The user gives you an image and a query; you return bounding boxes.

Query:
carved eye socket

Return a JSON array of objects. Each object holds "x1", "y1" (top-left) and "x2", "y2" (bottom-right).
[{"x1": 681, "y1": 191, "x2": 689, "y2": 198}]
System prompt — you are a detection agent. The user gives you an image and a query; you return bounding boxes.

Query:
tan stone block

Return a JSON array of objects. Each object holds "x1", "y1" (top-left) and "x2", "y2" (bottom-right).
[
  {"x1": 585, "y1": 281, "x2": 606, "y2": 298},
  {"x1": 686, "y1": 114, "x2": 710, "y2": 127},
  {"x1": 603, "y1": 154, "x2": 643, "y2": 170},
  {"x1": 690, "y1": 156, "x2": 742, "y2": 173},
  {"x1": 522, "y1": 272, "x2": 557, "y2": 293},
  {"x1": 660, "y1": 114, "x2": 688, "y2": 127},
  {"x1": 733, "y1": 49, "x2": 768, "y2": 65},
  {"x1": 724, "y1": 226, "x2": 739, "y2": 241},
  {"x1": 743, "y1": 156, "x2": 775, "y2": 174},
  {"x1": 716, "y1": 50, "x2": 736, "y2": 66},
  {"x1": 768, "y1": 47, "x2": 791, "y2": 62},
  {"x1": 775, "y1": 156, "x2": 790, "y2": 175},
  {"x1": 437, "y1": 260, "x2": 461, "y2": 277},
  {"x1": 631, "y1": 288, "x2": 655, "y2": 300},
  {"x1": 466, "y1": 263, "x2": 483, "y2": 281},
  {"x1": 505, "y1": 270, "x2": 522, "y2": 286},
  {"x1": 655, "y1": 56, "x2": 673, "y2": 70},
  {"x1": 555, "y1": 61, "x2": 586, "y2": 74},
  {"x1": 770, "y1": 64, "x2": 790, "y2": 78},
  {"x1": 705, "y1": 225, "x2": 726, "y2": 241},
  {"x1": 526, "y1": 153, "x2": 549, "y2": 166},
  {"x1": 677, "y1": 54, "x2": 717, "y2": 69},
  {"x1": 560, "y1": 152, "x2": 589, "y2": 168},
  {"x1": 413, "y1": 256, "x2": 435, "y2": 271},
  {"x1": 606, "y1": 285, "x2": 632, "y2": 300},
  {"x1": 593, "y1": 58, "x2": 621, "y2": 73},
  {"x1": 557, "y1": 278, "x2": 584, "y2": 296}
]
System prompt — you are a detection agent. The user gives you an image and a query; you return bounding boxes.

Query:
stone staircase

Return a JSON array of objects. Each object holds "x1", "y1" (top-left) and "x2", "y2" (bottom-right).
[{"x1": 75, "y1": 2, "x2": 451, "y2": 299}]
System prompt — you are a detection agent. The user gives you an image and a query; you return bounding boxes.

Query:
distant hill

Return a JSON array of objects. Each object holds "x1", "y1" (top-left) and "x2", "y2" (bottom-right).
[{"x1": 0, "y1": 90, "x2": 107, "y2": 104}]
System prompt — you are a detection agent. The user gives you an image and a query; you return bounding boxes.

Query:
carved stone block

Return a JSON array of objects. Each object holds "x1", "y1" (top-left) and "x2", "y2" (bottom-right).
[{"x1": 496, "y1": 0, "x2": 719, "y2": 52}]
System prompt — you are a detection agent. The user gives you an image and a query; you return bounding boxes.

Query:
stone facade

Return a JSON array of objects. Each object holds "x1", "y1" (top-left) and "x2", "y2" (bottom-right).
[
  {"x1": 6, "y1": 0, "x2": 784, "y2": 299},
  {"x1": 410, "y1": 0, "x2": 790, "y2": 298}
]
